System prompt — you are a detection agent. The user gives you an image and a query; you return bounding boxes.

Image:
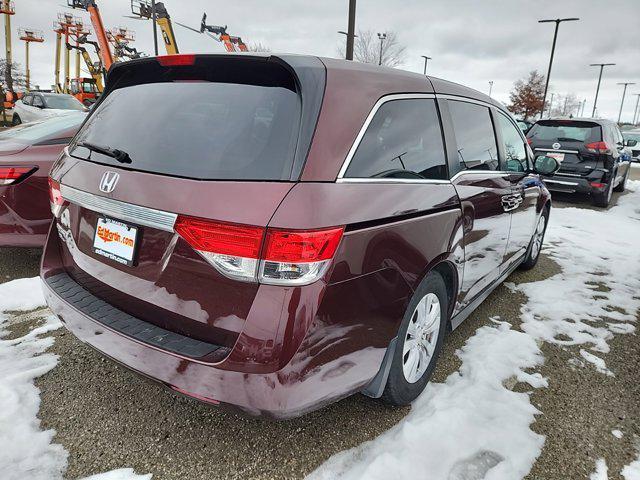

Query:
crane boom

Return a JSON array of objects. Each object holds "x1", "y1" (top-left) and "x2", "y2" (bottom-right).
[
  {"x1": 130, "y1": 1, "x2": 178, "y2": 55},
  {"x1": 67, "y1": 0, "x2": 113, "y2": 70}
]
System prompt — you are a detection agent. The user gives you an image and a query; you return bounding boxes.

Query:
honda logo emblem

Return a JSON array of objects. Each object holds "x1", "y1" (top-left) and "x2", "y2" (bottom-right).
[
  {"x1": 99, "y1": 171, "x2": 120, "y2": 193},
  {"x1": 552, "y1": 142, "x2": 561, "y2": 150}
]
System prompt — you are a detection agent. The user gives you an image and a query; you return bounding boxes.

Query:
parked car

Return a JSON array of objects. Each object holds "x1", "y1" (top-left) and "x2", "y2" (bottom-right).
[
  {"x1": 0, "y1": 112, "x2": 86, "y2": 247},
  {"x1": 12, "y1": 92, "x2": 86, "y2": 125},
  {"x1": 622, "y1": 130, "x2": 640, "y2": 162},
  {"x1": 41, "y1": 54, "x2": 558, "y2": 418},
  {"x1": 526, "y1": 118, "x2": 632, "y2": 207}
]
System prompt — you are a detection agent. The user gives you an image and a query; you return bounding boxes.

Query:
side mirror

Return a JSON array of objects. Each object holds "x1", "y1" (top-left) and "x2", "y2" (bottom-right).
[
  {"x1": 534, "y1": 155, "x2": 560, "y2": 176},
  {"x1": 625, "y1": 139, "x2": 638, "y2": 147}
]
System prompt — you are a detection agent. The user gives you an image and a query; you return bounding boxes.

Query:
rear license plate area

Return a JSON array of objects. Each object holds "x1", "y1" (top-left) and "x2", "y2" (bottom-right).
[{"x1": 92, "y1": 216, "x2": 138, "y2": 266}]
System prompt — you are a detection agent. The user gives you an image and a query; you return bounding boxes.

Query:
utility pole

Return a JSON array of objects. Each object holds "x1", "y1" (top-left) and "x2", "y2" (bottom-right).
[
  {"x1": 562, "y1": 95, "x2": 568, "y2": 116},
  {"x1": 546, "y1": 92, "x2": 555, "y2": 117},
  {"x1": 345, "y1": 0, "x2": 356, "y2": 61},
  {"x1": 1, "y1": 0, "x2": 15, "y2": 93},
  {"x1": 589, "y1": 63, "x2": 615, "y2": 118},
  {"x1": 580, "y1": 98, "x2": 586, "y2": 117},
  {"x1": 538, "y1": 17, "x2": 579, "y2": 118},
  {"x1": 377, "y1": 32, "x2": 386, "y2": 66},
  {"x1": 421, "y1": 55, "x2": 431, "y2": 75},
  {"x1": 488, "y1": 80, "x2": 493, "y2": 97},
  {"x1": 632, "y1": 93, "x2": 640, "y2": 125},
  {"x1": 151, "y1": 0, "x2": 158, "y2": 56},
  {"x1": 617, "y1": 82, "x2": 636, "y2": 123}
]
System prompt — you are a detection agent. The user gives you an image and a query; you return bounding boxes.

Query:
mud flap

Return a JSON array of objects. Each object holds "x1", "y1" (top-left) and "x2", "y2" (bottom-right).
[{"x1": 360, "y1": 337, "x2": 397, "y2": 398}]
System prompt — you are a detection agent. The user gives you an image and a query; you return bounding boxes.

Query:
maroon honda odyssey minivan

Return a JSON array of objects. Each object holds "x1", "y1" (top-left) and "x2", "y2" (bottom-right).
[{"x1": 42, "y1": 54, "x2": 558, "y2": 418}]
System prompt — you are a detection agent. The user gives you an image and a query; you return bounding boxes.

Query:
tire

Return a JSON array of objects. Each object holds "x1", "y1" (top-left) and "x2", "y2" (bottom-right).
[
  {"x1": 519, "y1": 207, "x2": 549, "y2": 271},
  {"x1": 381, "y1": 271, "x2": 448, "y2": 406},
  {"x1": 11, "y1": 114, "x2": 21, "y2": 126},
  {"x1": 592, "y1": 179, "x2": 613, "y2": 207},
  {"x1": 613, "y1": 167, "x2": 628, "y2": 193}
]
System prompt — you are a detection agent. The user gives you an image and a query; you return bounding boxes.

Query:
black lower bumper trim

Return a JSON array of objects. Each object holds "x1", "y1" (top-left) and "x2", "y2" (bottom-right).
[{"x1": 45, "y1": 272, "x2": 222, "y2": 359}]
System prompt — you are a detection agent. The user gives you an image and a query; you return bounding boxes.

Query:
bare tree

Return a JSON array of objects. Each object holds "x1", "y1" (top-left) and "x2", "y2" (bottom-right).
[
  {"x1": 508, "y1": 70, "x2": 545, "y2": 120},
  {"x1": 247, "y1": 42, "x2": 271, "y2": 53},
  {"x1": 550, "y1": 93, "x2": 582, "y2": 117},
  {"x1": 338, "y1": 29, "x2": 406, "y2": 67},
  {"x1": 0, "y1": 60, "x2": 26, "y2": 92}
]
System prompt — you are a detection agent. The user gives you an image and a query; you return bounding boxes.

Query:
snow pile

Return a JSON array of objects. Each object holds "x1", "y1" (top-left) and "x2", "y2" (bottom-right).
[
  {"x1": 622, "y1": 450, "x2": 640, "y2": 480},
  {"x1": 308, "y1": 320, "x2": 546, "y2": 480},
  {"x1": 81, "y1": 469, "x2": 153, "y2": 480},
  {"x1": 0, "y1": 277, "x2": 46, "y2": 312},
  {"x1": 612, "y1": 429, "x2": 623, "y2": 439},
  {"x1": 310, "y1": 182, "x2": 640, "y2": 480},
  {"x1": 516, "y1": 180, "x2": 640, "y2": 374},
  {"x1": 590, "y1": 458, "x2": 608, "y2": 480},
  {"x1": 0, "y1": 276, "x2": 151, "y2": 480},
  {"x1": 0, "y1": 277, "x2": 66, "y2": 480}
]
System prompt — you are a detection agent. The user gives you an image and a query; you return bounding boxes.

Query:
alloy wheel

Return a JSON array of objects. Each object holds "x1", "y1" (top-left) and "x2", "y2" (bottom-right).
[
  {"x1": 402, "y1": 292, "x2": 441, "y2": 383},
  {"x1": 530, "y1": 214, "x2": 546, "y2": 260}
]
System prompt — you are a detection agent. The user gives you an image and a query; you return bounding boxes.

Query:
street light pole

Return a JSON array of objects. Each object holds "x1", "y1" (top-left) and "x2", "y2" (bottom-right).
[
  {"x1": 538, "y1": 17, "x2": 579, "y2": 118},
  {"x1": 488, "y1": 80, "x2": 493, "y2": 97},
  {"x1": 345, "y1": 0, "x2": 356, "y2": 61},
  {"x1": 589, "y1": 63, "x2": 615, "y2": 118},
  {"x1": 151, "y1": 0, "x2": 158, "y2": 56},
  {"x1": 617, "y1": 82, "x2": 636, "y2": 123},
  {"x1": 547, "y1": 92, "x2": 555, "y2": 117},
  {"x1": 632, "y1": 93, "x2": 640, "y2": 125},
  {"x1": 377, "y1": 32, "x2": 386, "y2": 66},
  {"x1": 421, "y1": 55, "x2": 431, "y2": 75}
]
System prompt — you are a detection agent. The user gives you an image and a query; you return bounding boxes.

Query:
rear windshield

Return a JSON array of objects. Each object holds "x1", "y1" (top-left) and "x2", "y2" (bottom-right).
[
  {"x1": 0, "y1": 112, "x2": 85, "y2": 143},
  {"x1": 623, "y1": 132, "x2": 640, "y2": 142},
  {"x1": 527, "y1": 120, "x2": 601, "y2": 143},
  {"x1": 44, "y1": 95, "x2": 86, "y2": 111},
  {"x1": 71, "y1": 81, "x2": 301, "y2": 180}
]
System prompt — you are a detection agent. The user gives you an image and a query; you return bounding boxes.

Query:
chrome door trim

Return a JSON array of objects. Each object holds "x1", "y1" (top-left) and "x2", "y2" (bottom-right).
[
  {"x1": 60, "y1": 184, "x2": 178, "y2": 232},
  {"x1": 336, "y1": 93, "x2": 436, "y2": 179},
  {"x1": 336, "y1": 177, "x2": 449, "y2": 185}
]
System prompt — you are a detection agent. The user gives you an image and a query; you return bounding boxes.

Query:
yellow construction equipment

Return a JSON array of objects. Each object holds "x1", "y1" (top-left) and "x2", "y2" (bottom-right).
[
  {"x1": 53, "y1": 13, "x2": 79, "y2": 93},
  {"x1": 17, "y1": 28, "x2": 44, "y2": 90},
  {"x1": 106, "y1": 26, "x2": 139, "y2": 61},
  {"x1": 67, "y1": 0, "x2": 114, "y2": 70},
  {"x1": 129, "y1": 0, "x2": 179, "y2": 55},
  {"x1": 1, "y1": 0, "x2": 15, "y2": 95}
]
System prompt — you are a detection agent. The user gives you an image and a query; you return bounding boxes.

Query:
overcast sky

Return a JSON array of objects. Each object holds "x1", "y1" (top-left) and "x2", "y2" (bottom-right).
[{"x1": 10, "y1": 0, "x2": 640, "y2": 121}]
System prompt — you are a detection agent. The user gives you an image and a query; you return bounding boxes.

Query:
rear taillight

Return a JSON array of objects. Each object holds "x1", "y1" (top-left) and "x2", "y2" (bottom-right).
[
  {"x1": 48, "y1": 177, "x2": 64, "y2": 216},
  {"x1": 586, "y1": 141, "x2": 611, "y2": 154},
  {"x1": 0, "y1": 166, "x2": 36, "y2": 185},
  {"x1": 175, "y1": 215, "x2": 344, "y2": 285},
  {"x1": 174, "y1": 216, "x2": 263, "y2": 282},
  {"x1": 526, "y1": 138, "x2": 532, "y2": 145},
  {"x1": 260, "y1": 227, "x2": 344, "y2": 285}
]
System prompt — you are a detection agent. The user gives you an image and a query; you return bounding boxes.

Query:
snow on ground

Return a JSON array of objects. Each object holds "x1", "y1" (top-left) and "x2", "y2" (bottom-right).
[
  {"x1": 612, "y1": 429, "x2": 624, "y2": 439},
  {"x1": 622, "y1": 451, "x2": 640, "y2": 480},
  {"x1": 310, "y1": 183, "x2": 640, "y2": 480},
  {"x1": 590, "y1": 458, "x2": 609, "y2": 480},
  {"x1": 0, "y1": 277, "x2": 151, "y2": 480}
]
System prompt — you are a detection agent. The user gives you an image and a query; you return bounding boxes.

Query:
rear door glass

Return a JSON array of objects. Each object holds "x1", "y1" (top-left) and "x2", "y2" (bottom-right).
[
  {"x1": 71, "y1": 81, "x2": 301, "y2": 181},
  {"x1": 448, "y1": 100, "x2": 499, "y2": 171}
]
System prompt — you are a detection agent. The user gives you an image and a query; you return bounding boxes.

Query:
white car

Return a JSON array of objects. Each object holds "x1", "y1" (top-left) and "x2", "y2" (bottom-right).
[
  {"x1": 623, "y1": 130, "x2": 640, "y2": 162},
  {"x1": 12, "y1": 92, "x2": 86, "y2": 125}
]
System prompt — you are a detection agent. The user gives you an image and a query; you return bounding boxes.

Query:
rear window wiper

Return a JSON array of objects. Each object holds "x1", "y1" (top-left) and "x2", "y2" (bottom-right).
[{"x1": 76, "y1": 141, "x2": 132, "y2": 164}]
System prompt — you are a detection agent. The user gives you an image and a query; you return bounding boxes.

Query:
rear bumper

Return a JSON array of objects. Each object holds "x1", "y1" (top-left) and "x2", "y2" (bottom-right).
[
  {"x1": 41, "y1": 222, "x2": 403, "y2": 418},
  {"x1": 543, "y1": 175, "x2": 601, "y2": 194}
]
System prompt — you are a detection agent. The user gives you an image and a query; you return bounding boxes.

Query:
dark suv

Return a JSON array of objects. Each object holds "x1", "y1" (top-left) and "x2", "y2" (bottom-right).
[
  {"x1": 41, "y1": 54, "x2": 557, "y2": 418},
  {"x1": 526, "y1": 118, "x2": 632, "y2": 207}
]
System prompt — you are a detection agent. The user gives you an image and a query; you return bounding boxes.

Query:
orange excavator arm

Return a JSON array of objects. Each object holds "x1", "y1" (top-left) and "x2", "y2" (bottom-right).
[{"x1": 67, "y1": 0, "x2": 113, "y2": 70}]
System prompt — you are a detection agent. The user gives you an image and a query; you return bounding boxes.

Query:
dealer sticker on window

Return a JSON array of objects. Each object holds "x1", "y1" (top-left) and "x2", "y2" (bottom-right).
[{"x1": 92, "y1": 217, "x2": 138, "y2": 266}]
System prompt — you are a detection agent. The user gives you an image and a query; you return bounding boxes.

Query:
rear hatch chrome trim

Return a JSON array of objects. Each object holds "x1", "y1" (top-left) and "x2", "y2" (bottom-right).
[
  {"x1": 534, "y1": 148, "x2": 580, "y2": 154},
  {"x1": 60, "y1": 184, "x2": 177, "y2": 232}
]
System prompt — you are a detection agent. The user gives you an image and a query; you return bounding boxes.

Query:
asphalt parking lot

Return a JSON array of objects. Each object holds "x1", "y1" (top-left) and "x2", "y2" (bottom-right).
[{"x1": 2, "y1": 167, "x2": 639, "y2": 480}]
